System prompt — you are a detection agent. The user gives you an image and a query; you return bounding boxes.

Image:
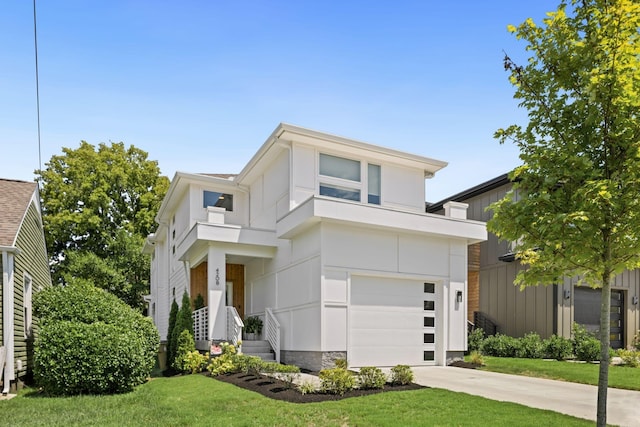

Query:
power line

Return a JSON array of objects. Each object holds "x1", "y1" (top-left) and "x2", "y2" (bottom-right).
[{"x1": 33, "y1": 0, "x2": 42, "y2": 175}]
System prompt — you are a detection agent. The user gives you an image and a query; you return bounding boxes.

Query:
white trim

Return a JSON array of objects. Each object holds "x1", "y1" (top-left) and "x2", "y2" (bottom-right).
[{"x1": 2, "y1": 250, "x2": 16, "y2": 394}]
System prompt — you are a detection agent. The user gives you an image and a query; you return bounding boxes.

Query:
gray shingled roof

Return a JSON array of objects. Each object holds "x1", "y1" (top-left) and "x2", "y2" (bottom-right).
[{"x1": 0, "y1": 178, "x2": 37, "y2": 247}]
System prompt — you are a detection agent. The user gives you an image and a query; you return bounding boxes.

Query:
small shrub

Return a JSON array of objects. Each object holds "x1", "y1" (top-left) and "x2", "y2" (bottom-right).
[
  {"x1": 173, "y1": 330, "x2": 196, "y2": 372},
  {"x1": 236, "y1": 355, "x2": 264, "y2": 375},
  {"x1": 468, "y1": 328, "x2": 485, "y2": 353},
  {"x1": 482, "y1": 334, "x2": 520, "y2": 357},
  {"x1": 334, "y1": 358, "x2": 348, "y2": 369},
  {"x1": 207, "y1": 353, "x2": 239, "y2": 376},
  {"x1": 516, "y1": 332, "x2": 544, "y2": 359},
  {"x1": 543, "y1": 335, "x2": 573, "y2": 360},
  {"x1": 299, "y1": 380, "x2": 317, "y2": 395},
  {"x1": 618, "y1": 349, "x2": 640, "y2": 367},
  {"x1": 469, "y1": 350, "x2": 484, "y2": 366},
  {"x1": 318, "y1": 368, "x2": 356, "y2": 395},
  {"x1": 632, "y1": 331, "x2": 640, "y2": 350},
  {"x1": 389, "y1": 365, "x2": 414, "y2": 385},
  {"x1": 272, "y1": 364, "x2": 301, "y2": 388},
  {"x1": 184, "y1": 351, "x2": 209, "y2": 374},
  {"x1": 572, "y1": 323, "x2": 600, "y2": 362},
  {"x1": 357, "y1": 366, "x2": 386, "y2": 390}
]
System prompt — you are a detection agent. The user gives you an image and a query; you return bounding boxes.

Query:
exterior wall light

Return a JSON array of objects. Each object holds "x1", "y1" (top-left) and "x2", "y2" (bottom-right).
[
  {"x1": 563, "y1": 289, "x2": 571, "y2": 300},
  {"x1": 456, "y1": 290, "x2": 463, "y2": 303},
  {"x1": 633, "y1": 295, "x2": 639, "y2": 305}
]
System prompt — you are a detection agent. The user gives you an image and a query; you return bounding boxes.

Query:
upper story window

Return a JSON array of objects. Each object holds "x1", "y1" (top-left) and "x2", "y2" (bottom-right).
[
  {"x1": 319, "y1": 153, "x2": 380, "y2": 205},
  {"x1": 203, "y1": 190, "x2": 233, "y2": 211}
]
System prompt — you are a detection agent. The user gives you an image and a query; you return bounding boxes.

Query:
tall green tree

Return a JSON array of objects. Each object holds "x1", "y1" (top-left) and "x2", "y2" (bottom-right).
[
  {"x1": 488, "y1": 2, "x2": 640, "y2": 425},
  {"x1": 37, "y1": 141, "x2": 169, "y2": 309}
]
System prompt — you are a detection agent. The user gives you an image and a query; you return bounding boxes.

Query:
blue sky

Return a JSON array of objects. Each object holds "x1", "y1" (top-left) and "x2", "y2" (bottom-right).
[{"x1": 1, "y1": 1, "x2": 560, "y2": 202}]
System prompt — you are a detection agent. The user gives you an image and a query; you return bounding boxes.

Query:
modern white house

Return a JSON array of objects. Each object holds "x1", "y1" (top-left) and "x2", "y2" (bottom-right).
[{"x1": 144, "y1": 124, "x2": 486, "y2": 370}]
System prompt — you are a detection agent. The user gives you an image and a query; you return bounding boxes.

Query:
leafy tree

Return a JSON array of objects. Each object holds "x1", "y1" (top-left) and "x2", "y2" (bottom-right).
[
  {"x1": 489, "y1": 1, "x2": 640, "y2": 425},
  {"x1": 37, "y1": 141, "x2": 169, "y2": 309}
]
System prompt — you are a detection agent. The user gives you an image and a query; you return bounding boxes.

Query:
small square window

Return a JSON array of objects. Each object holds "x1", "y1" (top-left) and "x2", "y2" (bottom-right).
[
  {"x1": 423, "y1": 333, "x2": 435, "y2": 344},
  {"x1": 424, "y1": 283, "x2": 435, "y2": 293},
  {"x1": 424, "y1": 300, "x2": 435, "y2": 311},
  {"x1": 424, "y1": 351, "x2": 435, "y2": 361},
  {"x1": 424, "y1": 317, "x2": 435, "y2": 327}
]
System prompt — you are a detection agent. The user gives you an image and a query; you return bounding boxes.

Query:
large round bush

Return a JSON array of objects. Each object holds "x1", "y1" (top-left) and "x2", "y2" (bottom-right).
[{"x1": 33, "y1": 283, "x2": 159, "y2": 395}]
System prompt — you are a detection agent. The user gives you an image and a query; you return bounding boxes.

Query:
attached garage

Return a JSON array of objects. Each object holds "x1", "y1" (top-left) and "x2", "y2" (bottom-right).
[{"x1": 348, "y1": 276, "x2": 437, "y2": 367}]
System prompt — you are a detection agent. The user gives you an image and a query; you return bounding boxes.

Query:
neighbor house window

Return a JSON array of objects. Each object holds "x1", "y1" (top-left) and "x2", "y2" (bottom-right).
[
  {"x1": 23, "y1": 273, "x2": 33, "y2": 338},
  {"x1": 203, "y1": 190, "x2": 233, "y2": 211}
]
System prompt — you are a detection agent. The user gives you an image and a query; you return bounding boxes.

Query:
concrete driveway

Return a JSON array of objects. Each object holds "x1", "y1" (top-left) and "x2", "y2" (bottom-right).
[{"x1": 412, "y1": 366, "x2": 640, "y2": 427}]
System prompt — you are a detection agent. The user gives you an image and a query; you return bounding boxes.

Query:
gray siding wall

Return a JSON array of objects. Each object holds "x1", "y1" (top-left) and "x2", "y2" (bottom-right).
[{"x1": 12, "y1": 202, "x2": 52, "y2": 379}]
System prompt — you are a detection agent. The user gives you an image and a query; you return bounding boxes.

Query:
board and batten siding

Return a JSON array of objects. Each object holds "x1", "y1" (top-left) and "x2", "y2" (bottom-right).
[{"x1": 11, "y1": 202, "x2": 52, "y2": 379}]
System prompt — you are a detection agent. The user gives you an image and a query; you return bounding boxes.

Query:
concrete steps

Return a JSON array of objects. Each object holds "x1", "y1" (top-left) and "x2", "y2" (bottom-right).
[{"x1": 241, "y1": 340, "x2": 275, "y2": 361}]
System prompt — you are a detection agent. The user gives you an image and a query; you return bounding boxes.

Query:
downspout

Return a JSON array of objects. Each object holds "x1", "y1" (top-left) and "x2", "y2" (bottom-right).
[{"x1": 1, "y1": 247, "x2": 19, "y2": 395}]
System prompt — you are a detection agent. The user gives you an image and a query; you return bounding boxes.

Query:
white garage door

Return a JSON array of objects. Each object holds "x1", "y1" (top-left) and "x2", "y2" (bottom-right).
[{"x1": 349, "y1": 276, "x2": 436, "y2": 367}]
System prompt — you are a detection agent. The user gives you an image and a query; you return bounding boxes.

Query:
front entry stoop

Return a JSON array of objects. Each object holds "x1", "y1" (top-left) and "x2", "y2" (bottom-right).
[{"x1": 241, "y1": 340, "x2": 275, "y2": 362}]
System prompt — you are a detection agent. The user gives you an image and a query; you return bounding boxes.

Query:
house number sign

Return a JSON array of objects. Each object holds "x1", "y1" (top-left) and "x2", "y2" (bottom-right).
[{"x1": 215, "y1": 268, "x2": 220, "y2": 286}]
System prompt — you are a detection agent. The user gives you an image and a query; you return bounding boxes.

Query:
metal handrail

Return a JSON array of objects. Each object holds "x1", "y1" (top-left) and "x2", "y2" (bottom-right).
[
  {"x1": 265, "y1": 308, "x2": 281, "y2": 363},
  {"x1": 226, "y1": 306, "x2": 244, "y2": 345}
]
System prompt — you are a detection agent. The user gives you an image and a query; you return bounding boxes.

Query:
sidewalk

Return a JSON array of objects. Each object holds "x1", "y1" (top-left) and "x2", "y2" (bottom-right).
[{"x1": 411, "y1": 366, "x2": 640, "y2": 427}]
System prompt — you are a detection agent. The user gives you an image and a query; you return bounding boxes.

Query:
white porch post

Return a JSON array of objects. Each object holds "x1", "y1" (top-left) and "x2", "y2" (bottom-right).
[
  {"x1": 207, "y1": 246, "x2": 227, "y2": 341},
  {"x1": 2, "y1": 249, "x2": 16, "y2": 394}
]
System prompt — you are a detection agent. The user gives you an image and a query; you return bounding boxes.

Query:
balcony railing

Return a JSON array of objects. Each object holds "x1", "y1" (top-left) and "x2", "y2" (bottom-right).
[
  {"x1": 265, "y1": 308, "x2": 281, "y2": 363},
  {"x1": 226, "y1": 306, "x2": 244, "y2": 345}
]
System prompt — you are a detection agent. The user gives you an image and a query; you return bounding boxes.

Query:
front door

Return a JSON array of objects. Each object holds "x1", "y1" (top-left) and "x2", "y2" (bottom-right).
[{"x1": 226, "y1": 264, "x2": 245, "y2": 319}]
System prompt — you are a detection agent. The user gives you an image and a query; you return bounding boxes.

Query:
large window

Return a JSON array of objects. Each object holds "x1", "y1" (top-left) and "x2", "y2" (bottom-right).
[
  {"x1": 319, "y1": 153, "x2": 380, "y2": 204},
  {"x1": 203, "y1": 190, "x2": 233, "y2": 211}
]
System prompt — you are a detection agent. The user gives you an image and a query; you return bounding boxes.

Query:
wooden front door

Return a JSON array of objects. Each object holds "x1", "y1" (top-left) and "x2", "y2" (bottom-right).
[{"x1": 226, "y1": 264, "x2": 245, "y2": 319}]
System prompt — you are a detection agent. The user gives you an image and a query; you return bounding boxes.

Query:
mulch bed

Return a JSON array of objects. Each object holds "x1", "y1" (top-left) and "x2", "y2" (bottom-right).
[
  {"x1": 211, "y1": 372, "x2": 425, "y2": 403},
  {"x1": 448, "y1": 360, "x2": 481, "y2": 369}
]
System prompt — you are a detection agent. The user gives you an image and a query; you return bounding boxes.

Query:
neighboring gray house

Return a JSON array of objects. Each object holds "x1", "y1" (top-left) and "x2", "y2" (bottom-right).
[
  {"x1": 0, "y1": 178, "x2": 52, "y2": 394},
  {"x1": 428, "y1": 174, "x2": 640, "y2": 349}
]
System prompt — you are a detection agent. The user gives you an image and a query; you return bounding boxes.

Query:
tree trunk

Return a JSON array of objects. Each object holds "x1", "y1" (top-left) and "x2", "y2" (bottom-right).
[{"x1": 596, "y1": 272, "x2": 612, "y2": 427}]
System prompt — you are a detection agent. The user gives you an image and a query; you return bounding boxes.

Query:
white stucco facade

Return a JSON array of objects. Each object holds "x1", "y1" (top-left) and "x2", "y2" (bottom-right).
[{"x1": 144, "y1": 123, "x2": 486, "y2": 370}]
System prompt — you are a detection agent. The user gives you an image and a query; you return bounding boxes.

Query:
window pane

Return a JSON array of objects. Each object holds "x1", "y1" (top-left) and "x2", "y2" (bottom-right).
[
  {"x1": 424, "y1": 351, "x2": 435, "y2": 361},
  {"x1": 320, "y1": 184, "x2": 360, "y2": 201},
  {"x1": 424, "y1": 283, "x2": 435, "y2": 293},
  {"x1": 424, "y1": 317, "x2": 435, "y2": 327},
  {"x1": 203, "y1": 191, "x2": 233, "y2": 211},
  {"x1": 424, "y1": 300, "x2": 435, "y2": 311},
  {"x1": 320, "y1": 153, "x2": 361, "y2": 182},
  {"x1": 424, "y1": 333, "x2": 435, "y2": 344},
  {"x1": 368, "y1": 164, "x2": 380, "y2": 204}
]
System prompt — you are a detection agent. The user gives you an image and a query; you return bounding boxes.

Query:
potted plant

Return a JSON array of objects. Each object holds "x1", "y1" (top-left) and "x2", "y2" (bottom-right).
[{"x1": 244, "y1": 315, "x2": 263, "y2": 340}]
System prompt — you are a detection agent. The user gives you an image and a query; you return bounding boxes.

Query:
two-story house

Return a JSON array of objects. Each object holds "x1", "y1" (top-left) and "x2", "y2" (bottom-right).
[{"x1": 144, "y1": 124, "x2": 486, "y2": 371}]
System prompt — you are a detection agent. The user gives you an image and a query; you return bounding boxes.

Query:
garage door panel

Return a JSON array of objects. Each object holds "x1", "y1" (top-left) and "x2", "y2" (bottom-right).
[
  {"x1": 351, "y1": 308, "x2": 421, "y2": 329},
  {"x1": 350, "y1": 276, "x2": 436, "y2": 367}
]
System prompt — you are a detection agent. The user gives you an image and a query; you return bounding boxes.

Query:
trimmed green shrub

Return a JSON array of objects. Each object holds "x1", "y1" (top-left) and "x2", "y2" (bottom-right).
[
  {"x1": 319, "y1": 368, "x2": 356, "y2": 395},
  {"x1": 516, "y1": 332, "x2": 544, "y2": 359},
  {"x1": 166, "y1": 299, "x2": 179, "y2": 367},
  {"x1": 572, "y1": 323, "x2": 601, "y2": 362},
  {"x1": 632, "y1": 331, "x2": 640, "y2": 350},
  {"x1": 298, "y1": 380, "x2": 316, "y2": 395},
  {"x1": 469, "y1": 350, "x2": 485, "y2": 365},
  {"x1": 468, "y1": 328, "x2": 485, "y2": 353},
  {"x1": 389, "y1": 365, "x2": 414, "y2": 385},
  {"x1": 33, "y1": 283, "x2": 159, "y2": 395},
  {"x1": 482, "y1": 333, "x2": 521, "y2": 357},
  {"x1": 357, "y1": 366, "x2": 386, "y2": 389},
  {"x1": 193, "y1": 293, "x2": 205, "y2": 310},
  {"x1": 543, "y1": 335, "x2": 574, "y2": 360}
]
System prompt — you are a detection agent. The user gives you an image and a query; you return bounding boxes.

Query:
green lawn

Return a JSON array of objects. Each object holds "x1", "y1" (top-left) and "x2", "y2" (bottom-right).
[
  {"x1": 476, "y1": 356, "x2": 640, "y2": 391},
  {"x1": 1, "y1": 374, "x2": 591, "y2": 426}
]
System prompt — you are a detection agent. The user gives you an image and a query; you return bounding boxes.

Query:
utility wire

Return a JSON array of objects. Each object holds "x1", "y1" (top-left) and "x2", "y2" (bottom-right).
[{"x1": 33, "y1": 0, "x2": 42, "y2": 176}]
